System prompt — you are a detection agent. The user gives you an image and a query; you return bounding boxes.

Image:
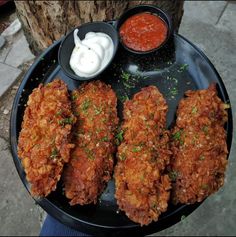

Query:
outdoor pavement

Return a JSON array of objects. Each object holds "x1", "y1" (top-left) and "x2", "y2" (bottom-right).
[{"x1": 0, "y1": 1, "x2": 235, "y2": 236}]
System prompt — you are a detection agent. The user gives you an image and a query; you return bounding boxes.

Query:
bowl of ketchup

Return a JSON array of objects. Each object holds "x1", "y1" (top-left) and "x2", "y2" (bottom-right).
[{"x1": 116, "y1": 5, "x2": 173, "y2": 54}]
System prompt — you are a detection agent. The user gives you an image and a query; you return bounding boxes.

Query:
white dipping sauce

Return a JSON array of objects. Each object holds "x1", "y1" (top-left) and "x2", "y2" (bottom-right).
[{"x1": 69, "y1": 29, "x2": 114, "y2": 77}]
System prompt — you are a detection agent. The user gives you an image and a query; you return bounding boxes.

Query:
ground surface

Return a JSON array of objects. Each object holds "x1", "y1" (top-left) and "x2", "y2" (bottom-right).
[{"x1": 0, "y1": 1, "x2": 235, "y2": 236}]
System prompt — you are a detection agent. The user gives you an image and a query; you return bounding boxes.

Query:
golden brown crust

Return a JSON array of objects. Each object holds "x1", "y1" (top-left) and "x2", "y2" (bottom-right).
[
  {"x1": 170, "y1": 84, "x2": 228, "y2": 204},
  {"x1": 18, "y1": 79, "x2": 75, "y2": 197},
  {"x1": 63, "y1": 80, "x2": 119, "y2": 205},
  {"x1": 114, "y1": 86, "x2": 171, "y2": 226}
]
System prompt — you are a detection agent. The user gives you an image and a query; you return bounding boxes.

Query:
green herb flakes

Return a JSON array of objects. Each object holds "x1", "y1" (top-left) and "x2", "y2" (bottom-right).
[
  {"x1": 102, "y1": 118, "x2": 107, "y2": 123},
  {"x1": 132, "y1": 146, "x2": 142, "y2": 152},
  {"x1": 202, "y1": 126, "x2": 209, "y2": 135},
  {"x1": 56, "y1": 110, "x2": 62, "y2": 116},
  {"x1": 94, "y1": 106, "x2": 102, "y2": 115},
  {"x1": 121, "y1": 70, "x2": 131, "y2": 82},
  {"x1": 170, "y1": 87, "x2": 178, "y2": 97},
  {"x1": 71, "y1": 94, "x2": 78, "y2": 100},
  {"x1": 50, "y1": 148, "x2": 58, "y2": 159},
  {"x1": 169, "y1": 170, "x2": 179, "y2": 181},
  {"x1": 101, "y1": 136, "x2": 109, "y2": 142},
  {"x1": 119, "y1": 153, "x2": 126, "y2": 161},
  {"x1": 178, "y1": 63, "x2": 189, "y2": 72},
  {"x1": 199, "y1": 155, "x2": 205, "y2": 161},
  {"x1": 115, "y1": 130, "x2": 124, "y2": 145},
  {"x1": 58, "y1": 117, "x2": 74, "y2": 126},
  {"x1": 81, "y1": 99, "x2": 91, "y2": 112},
  {"x1": 191, "y1": 106, "x2": 198, "y2": 114},
  {"x1": 172, "y1": 130, "x2": 183, "y2": 141},
  {"x1": 119, "y1": 95, "x2": 129, "y2": 103},
  {"x1": 123, "y1": 81, "x2": 135, "y2": 89},
  {"x1": 84, "y1": 148, "x2": 95, "y2": 160}
]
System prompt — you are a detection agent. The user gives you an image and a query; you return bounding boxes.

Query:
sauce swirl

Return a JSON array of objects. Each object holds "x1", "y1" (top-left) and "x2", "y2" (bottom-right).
[
  {"x1": 70, "y1": 29, "x2": 114, "y2": 78},
  {"x1": 119, "y1": 12, "x2": 168, "y2": 52}
]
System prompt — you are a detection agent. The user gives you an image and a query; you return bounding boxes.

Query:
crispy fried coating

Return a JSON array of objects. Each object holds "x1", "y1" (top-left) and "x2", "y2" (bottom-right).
[
  {"x1": 63, "y1": 81, "x2": 119, "y2": 205},
  {"x1": 18, "y1": 79, "x2": 75, "y2": 197},
  {"x1": 114, "y1": 86, "x2": 171, "y2": 226},
  {"x1": 170, "y1": 84, "x2": 229, "y2": 204}
]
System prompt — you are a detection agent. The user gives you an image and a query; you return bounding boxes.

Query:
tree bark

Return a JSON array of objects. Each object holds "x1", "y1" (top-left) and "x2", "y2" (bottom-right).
[{"x1": 15, "y1": 0, "x2": 184, "y2": 55}]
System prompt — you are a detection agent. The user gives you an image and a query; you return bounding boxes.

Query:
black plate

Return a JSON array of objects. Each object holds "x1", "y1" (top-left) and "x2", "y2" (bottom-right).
[{"x1": 10, "y1": 32, "x2": 233, "y2": 236}]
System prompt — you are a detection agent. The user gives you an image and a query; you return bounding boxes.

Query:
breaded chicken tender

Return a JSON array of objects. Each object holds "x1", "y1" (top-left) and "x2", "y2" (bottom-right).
[
  {"x1": 63, "y1": 81, "x2": 119, "y2": 205},
  {"x1": 114, "y1": 86, "x2": 171, "y2": 226},
  {"x1": 170, "y1": 84, "x2": 229, "y2": 204},
  {"x1": 18, "y1": 79, "x2": 76, "y2": 197}
]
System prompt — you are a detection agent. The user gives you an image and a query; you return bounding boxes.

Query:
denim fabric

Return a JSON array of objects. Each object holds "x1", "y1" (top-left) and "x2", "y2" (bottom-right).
[{"x1": 40, "y1": 215, "x2": 91, "y2": 236}]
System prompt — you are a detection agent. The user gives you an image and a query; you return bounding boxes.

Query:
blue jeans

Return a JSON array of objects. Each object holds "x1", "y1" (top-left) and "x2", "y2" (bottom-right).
[{"x1": 40, "y1": 215, "x2": 91, "y2": 236}]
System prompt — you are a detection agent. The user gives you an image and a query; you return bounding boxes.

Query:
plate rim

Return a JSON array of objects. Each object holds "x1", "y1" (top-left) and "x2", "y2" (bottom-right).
[{"x1": 10, "y1": 33, "x2": 233, "y2": 234}]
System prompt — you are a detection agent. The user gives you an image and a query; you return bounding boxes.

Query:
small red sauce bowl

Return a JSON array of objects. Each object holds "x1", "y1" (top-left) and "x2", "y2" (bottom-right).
[{"x1": 115, "y1": 5, "x2": 173, "y2": 55}]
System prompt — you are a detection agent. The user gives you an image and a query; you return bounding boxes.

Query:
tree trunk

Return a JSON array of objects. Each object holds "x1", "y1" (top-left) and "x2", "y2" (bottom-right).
[{"x1": 15, "y1": 0, "x2": 184, "y2": 55}]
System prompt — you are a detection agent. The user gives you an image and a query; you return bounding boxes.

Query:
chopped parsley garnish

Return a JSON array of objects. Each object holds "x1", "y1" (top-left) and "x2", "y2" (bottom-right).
[
  {"x1": 119, "y1": 95, "x2": 129, "y2": 103},
  {"x1": 50, "y1": 148, "x2": 59, "y2": 159},
  {"x1": 58, "y1": 117, "x2": 74, "y2": 126},
  {"x1": 172, "y1": 129, "x2": 183, "y2": 141},
  {"x1": 56, "y1": 110, "x2": 62, "y2": 116},
  {"x1": 121, "y1": 70, "x2": 131, "y2": 82},
  {"x1": 84, "y1": 148, "x2": 95, "y2": 160},
  {"x1": 192, "y1": 134, "x2": 199, "y2": 144},
  {"x1": 191, "y1": 106, "x2": 198, "y2": 114},
  {"x1": 169, "y1": 170, "x2": 179, "y2": 181},
  {"x1": 119, "y1": 153, "x2": 126, "y2": 161},
  {"x1": 88, "y1": 116, "x2": 94, "y2": 121},
  {"x1": 172, "y1": 78, "x2": 178, "y2": 84},
  {"x1": 202, "y1": 126, "x2": 209, "y2": 135},
  {"x1": 101, "y1": 136, "x2": 109, "y2": 142},
  {"x1": 178, "y1": 63, "x2": 189, "y2": 72},
  {"x1": 167, "y1": 76, "x2": 178, "y2": 84},
  {"x1": 199, "y1": 155, "x2": 205, "y2": 161},
  {"x1": 81, "y1": 99, "x2": 91, "y2": 112},
  {"x1": 132, "y1": 146, "x2": 142, "y2": 152},
  {"x1": 71, "y1": 94, "x2": 78, "y2": 100},
  {"x1": 123, "y1": 81, "x2": 135, "y2": 89},
  {"x1": 102, "y1": 118, "x2": 107, "y2": 123},
  {"x1": 94, "y1": 106, "x2": 102, "y2": 115},
  {"x1": 115, "y1": 130, "x2": 124, "y2": 145},
  {"x1": 170, "y1": 87, "x2": 178, "y2": 96}
]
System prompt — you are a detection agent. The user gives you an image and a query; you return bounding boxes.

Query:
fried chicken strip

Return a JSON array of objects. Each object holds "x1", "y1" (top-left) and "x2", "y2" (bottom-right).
[
  {"x1": 114, "y1": 86, "x2": 171, "y2": 226},
  {"x1": 18, "y1": 79, "x2": 76, "y2": 197},
  {"x1": 63, "y1": 81, "x2": 119, "y2": 205},
  {"x1": 170, "y1": 84, "x2": 229, "y2": 204}
]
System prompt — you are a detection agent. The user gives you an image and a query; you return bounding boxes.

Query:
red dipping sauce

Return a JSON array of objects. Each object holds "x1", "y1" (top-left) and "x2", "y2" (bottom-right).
[{"x1": 119, "y1": 12, "x2": 168, "y2": 52}]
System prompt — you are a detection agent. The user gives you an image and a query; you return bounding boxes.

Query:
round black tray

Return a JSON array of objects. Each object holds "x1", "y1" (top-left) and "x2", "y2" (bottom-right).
[{"x1": 10, "y1": 32, "x2": 233, "y2": 236}]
